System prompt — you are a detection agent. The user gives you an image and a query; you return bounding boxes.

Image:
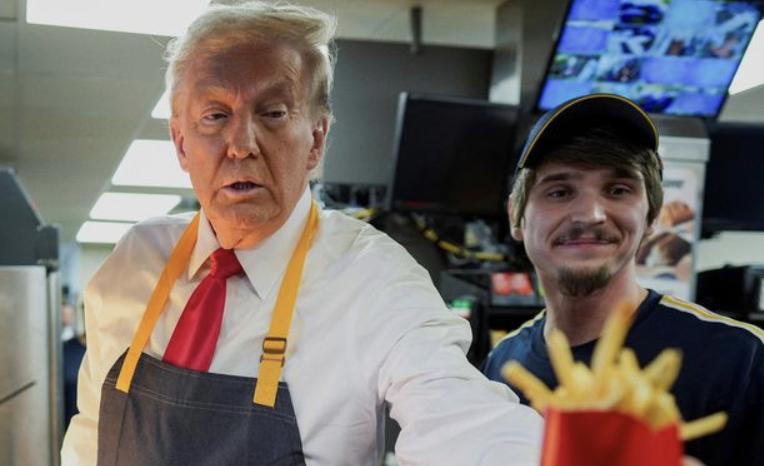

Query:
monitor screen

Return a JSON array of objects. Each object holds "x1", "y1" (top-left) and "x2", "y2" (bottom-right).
[
  {"x1": 389, "y1": 94, "x2": 519, "y2": 217},
  {"x1": 536, "y1": 0, "x2": 762, "y2": 117},
  {"x1": 702, "y1": 122, "x2": 764, "y2": 235}
]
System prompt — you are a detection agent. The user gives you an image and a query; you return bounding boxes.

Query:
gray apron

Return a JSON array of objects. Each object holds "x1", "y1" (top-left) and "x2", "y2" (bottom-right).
[
  {"x1": 95, "y1": 203, "x2": 320, "y2": 466},
  {"x1": 96, "y1": 352, "x2": 305, "y2": 465}
]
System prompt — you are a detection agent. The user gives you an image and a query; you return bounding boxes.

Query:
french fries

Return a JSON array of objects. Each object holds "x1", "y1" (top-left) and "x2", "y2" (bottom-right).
[
  {"x1": 680, "y1": 412, "x2": 728, "y2": 441},
  {"x1": 502, "y1": 303, "x2": 727, "y2": 441},
  {"x1": 503, "y1": 362, "x2": 553, "y2": 412}
]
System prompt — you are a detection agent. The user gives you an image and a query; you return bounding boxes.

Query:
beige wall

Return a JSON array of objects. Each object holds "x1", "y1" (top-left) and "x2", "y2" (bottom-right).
[{"x1": 76, "y1": 244, "x2": 113, "y2": 296}]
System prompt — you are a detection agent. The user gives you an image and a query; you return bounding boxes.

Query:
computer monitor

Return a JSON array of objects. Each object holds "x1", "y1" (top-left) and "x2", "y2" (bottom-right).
[
  {"x1": 536, "y1": 0, "x2": 761, "y2": 117},
  {"x1": 388, "y1": 93, "x2": 519, "y2": 217},
  {"x1": 702, "y1": 122, "x2": 764, "y2": 235}
]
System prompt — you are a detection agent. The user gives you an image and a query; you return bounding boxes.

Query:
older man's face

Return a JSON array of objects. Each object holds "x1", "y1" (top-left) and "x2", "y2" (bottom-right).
[{"x1": 170, "y1": 41, "x2": 328, "y2": 244}]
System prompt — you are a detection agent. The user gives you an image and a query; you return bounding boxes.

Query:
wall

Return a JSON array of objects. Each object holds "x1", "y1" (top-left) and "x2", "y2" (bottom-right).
[
  {"x1": 58, "y1": 241, "x2": 112, "y2": 335},
  {"x1": 697, "y1": 233, "x2": 764, "y2": 272},
  {"x1": 59, "y1": 242, "x2": 113, "y2": 304},
  {"x1": 720, "y1": 85, "x2": 764, "y2": 124},
  {"x1": 76, "y1": 244, "x2": 113, "y2": 295}
]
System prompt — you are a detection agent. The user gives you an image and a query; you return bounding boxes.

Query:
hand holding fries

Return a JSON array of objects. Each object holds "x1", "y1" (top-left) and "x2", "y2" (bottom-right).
[{"x1": 503, "y1": 303, "x2": 727, "y2": 441}]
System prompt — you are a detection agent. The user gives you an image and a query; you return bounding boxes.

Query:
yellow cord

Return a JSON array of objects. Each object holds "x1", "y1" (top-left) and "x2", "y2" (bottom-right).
[{"x1": 412, "y1": 217, "x2": 506, "y2": 262}]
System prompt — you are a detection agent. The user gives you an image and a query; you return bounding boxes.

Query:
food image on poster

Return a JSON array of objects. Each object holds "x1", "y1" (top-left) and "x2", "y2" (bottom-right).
[
  {"x1": 636, "y1": 165, "x2": 699, "y2": 299},
  {"x1": 636, "y1": 230, "x2": 692, "y2": 267}
]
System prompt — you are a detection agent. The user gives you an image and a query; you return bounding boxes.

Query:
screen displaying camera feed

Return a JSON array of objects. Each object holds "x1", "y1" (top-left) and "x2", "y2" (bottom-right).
[{"x1": 537, "y1": 0, "x2": 761, "y2": 117}]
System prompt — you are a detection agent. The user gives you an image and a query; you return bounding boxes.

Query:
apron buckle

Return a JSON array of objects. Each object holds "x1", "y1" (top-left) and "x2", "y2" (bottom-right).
[{"x1": 261, "y1": 336, "x2": 287, "y2": 367}]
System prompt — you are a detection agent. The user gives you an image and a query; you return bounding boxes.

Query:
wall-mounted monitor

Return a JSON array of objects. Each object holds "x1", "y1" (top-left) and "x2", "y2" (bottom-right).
[
  {"x1": 536, "y1": 0, "x2": 762, "y2": 118},
  {"x1": 389, "y1": 93, "x2": 519, "y2": 217},
  {"x1": 701, "y1": 122, "x2": 764, "y2": 235}
]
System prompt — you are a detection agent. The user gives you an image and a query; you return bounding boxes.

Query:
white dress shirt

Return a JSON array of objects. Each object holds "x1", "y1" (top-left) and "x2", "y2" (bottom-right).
[{"x1": 61, "y1": 187, "x2": 542, "y2": 466}]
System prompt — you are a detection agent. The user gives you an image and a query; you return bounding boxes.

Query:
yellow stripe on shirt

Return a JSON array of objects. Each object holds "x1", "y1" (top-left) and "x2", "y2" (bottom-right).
[
  {"x1": 660, "y1": 295, "x2": 764, "y2": 344},
  {"x1": 493, "y1": 309, "x2": 547, "y2": 349}
]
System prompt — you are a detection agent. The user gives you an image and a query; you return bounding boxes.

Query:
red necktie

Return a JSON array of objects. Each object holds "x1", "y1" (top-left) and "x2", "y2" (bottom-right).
[{"x1": 163, "y1": 248, "x2": 243, "y2": 371}]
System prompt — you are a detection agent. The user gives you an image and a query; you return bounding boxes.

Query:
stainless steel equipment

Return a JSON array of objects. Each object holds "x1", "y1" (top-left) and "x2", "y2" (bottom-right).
[{"x1": 0, "y1": 167, "x2": 61, "y2": 466}]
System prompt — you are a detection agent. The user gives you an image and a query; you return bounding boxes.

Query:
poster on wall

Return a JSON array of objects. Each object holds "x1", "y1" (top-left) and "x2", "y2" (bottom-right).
[{"x1": 636, "y1": 164, "x2": 700, "y2": 300}]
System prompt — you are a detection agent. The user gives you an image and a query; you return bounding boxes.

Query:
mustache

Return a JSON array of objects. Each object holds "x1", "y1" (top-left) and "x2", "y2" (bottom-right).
[{"x1": 553, "y1": 225, "x2": 620, "y2": 245}]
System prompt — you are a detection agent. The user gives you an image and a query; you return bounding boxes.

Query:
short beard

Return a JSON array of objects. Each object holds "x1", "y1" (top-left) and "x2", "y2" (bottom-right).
[{"x1": 557, "y1": 265, "x2": 611, "y2": 297}]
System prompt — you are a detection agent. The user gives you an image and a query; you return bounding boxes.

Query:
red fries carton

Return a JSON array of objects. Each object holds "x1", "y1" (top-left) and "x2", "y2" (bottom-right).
[{"x1": 541, "y1": 409, "x2": 682, "y2": 466}]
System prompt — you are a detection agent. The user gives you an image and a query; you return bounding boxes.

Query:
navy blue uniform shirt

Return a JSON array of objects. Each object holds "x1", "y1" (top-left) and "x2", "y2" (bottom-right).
[{"x1": 483, "y1": 290, "x2": 764, "y2": 466}]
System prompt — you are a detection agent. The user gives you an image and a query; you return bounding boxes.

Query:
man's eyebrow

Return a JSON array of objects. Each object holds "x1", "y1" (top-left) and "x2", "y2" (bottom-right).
[
  {"x1": 256, "y1": 82, "x2": 297, "y2": 102},
  {"x1": 610, "y1": 167, "x2": 643, "y2": 181},
  {"x1": 535, "y1": 167, "x2": 643, "y2": 185},
  {"x1": 536, "y1": 172, "x2": 581, "y2": 185},
  {"x1": 192, "y1": 82, "x2": 232, "y2": 97}
]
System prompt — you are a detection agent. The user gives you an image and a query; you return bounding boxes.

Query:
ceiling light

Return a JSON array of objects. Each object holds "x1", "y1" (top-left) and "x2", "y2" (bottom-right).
[
  {"x1": 90, "y1": 192, "x2": 182, "y2": 222},
  {"x1": 27, "y1": 0, "x2": 210, "y2": 36},
  {"x1": 730, "y1": 20, "x2": 764, "y2": 95},
  {"x1": 152, "y1": 90, "x2": 171, "y2": 120},
  {"x1": 76, "y1": 221, "x2": 133, "y2": 244},
  {"x1": 112, "y1": 139, "x2": 192, "y2": 189}
]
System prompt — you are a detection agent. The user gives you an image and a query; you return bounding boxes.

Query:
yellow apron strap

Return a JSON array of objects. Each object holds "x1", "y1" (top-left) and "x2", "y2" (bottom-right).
[
  {"x1": 112, "y1": 202, "x2": 318, "y2": 405},
  {"x1": 116, "y1": 214, "x2": 200, "y2": 393},
  {"x1": 254, "y1": 201, "x2": 320, "y2": 407}
]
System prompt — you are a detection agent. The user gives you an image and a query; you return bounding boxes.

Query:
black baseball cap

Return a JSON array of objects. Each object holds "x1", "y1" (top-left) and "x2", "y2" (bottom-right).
[{"x1": 516, "y1": 93, "x2": 661, "y2": 176}]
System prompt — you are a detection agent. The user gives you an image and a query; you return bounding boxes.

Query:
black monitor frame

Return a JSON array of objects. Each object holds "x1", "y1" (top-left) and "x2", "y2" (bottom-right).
[
  {"x1": 388, "y1": 93, "x2": 520, "y2": 218},
  {"x1": 701, "y1": 121, "x2": 764, "y2": 236}
]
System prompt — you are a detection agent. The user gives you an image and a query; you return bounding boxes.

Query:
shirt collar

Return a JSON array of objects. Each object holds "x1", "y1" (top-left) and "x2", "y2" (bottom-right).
[{"x1": 188, "y1": 186, "x2": 313, "y2": 300}]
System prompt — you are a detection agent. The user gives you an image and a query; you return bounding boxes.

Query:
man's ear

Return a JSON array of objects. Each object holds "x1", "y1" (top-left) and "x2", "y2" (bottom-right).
[
  {"x1": 507, "y1": 198, "x2": 524, "y2": 241},
  {"x1": 170, "y1": 118, "x2": 189, "y2": 172},
  {"x1": 307, "y1": 113, "x2": 330, "y2": 170}
]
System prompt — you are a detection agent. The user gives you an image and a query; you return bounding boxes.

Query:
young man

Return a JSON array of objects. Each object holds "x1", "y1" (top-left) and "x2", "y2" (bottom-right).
[
  {"x1": 61, "y1": 2, "x2": 542, "y2": 465},
  {"x1": 483, "y1": 94, "x2": 764, "y2": 466}
]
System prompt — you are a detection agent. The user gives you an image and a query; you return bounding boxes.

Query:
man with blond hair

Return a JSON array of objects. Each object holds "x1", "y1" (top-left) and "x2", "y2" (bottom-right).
[{"x1": 61, "y1": 2, "x2": 542, "y2": 465}]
